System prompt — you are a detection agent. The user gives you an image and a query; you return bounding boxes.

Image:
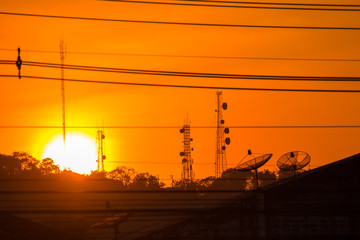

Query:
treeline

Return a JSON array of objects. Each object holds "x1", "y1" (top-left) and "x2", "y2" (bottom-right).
[
  {"x1": 0, "y1": 152, "x2": 60, "y2": 177},
  {"x1": 0, "y1": 152, "x2": 294, "y2": 191},
  {"x1": 172, "y1": 168, "x2": 279, "y2": 191},
  {"x1": 0, "y1": 152, "x2": 163, "y2": 190}
]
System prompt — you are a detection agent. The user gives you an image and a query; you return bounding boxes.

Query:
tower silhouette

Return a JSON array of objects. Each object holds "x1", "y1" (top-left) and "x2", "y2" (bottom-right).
[
  {"x1": 215, "y1": 91, "x2": 230, "y2": 178},
  {"x1": 180, "y1": 119, "x2": 194, "y2": 181},
  {"x1": 96, "y1": 130, "x2": 106, "y2": 172}
]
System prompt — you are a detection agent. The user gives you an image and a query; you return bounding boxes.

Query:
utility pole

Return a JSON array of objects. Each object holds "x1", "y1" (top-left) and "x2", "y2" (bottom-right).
[
  {"x1": 60, "y1": 39, "x2": 66, "y2": 145},
  {"x1": 170, "y1": 175, "x2": 174, "y2": 188}
]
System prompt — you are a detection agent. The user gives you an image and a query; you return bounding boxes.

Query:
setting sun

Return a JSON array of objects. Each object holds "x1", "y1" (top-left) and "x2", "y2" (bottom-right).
[{"x1": 42, "y1": 132, "x2": 97, "y2": 174}]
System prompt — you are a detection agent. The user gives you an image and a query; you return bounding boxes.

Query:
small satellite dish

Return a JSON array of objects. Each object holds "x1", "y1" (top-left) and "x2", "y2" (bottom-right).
[
  {"x1": 91, "y1": 212, "x2": 131, "y2": 228},
  {"x1": 225, "y1": 137, "x2": 230, "y2": 145},
  {"x1": 222, "y1": 146, "x2": 226, "y2": 150},
  {"x1": 222, "y1": 103, "x2": 228, "y2": 110},
  {"x1": 277, "y1": 151, "x2": 311, "y2": 174},
  {"x1": 180, "y1": 152, "x2": 185, "y2": 157},
  {"x1": 180, "y1": 128, "x2": 185, "y2": 133},
  {"x1": 224, "y1": 128, "x2": 229, "y2": 134},
  {"x1": 102, "y1": 155, "x2": 106, "y2": 160},
  {"x1": 235, "y1": 150, "x2": 273, "y2": 189},
  {"x1": 182, "y1": 158, "x2": 187, "y2": 163},
  {"x1": 91, "y1": 211, "x2": 131, "y2": 239},
  {"x1": 221, "y1": 120, "x2": 225, "y2": 124}
]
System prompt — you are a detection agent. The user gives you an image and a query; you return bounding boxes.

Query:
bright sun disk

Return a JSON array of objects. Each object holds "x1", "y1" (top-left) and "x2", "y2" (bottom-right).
[{"x1": 42, "y1": 132, "x2": 97, "y2": 174}]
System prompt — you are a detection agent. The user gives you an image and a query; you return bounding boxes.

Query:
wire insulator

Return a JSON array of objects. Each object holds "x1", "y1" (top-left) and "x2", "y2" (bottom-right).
[{"x1": 15, "y1": 47, "x2": 22, "y2": 79}]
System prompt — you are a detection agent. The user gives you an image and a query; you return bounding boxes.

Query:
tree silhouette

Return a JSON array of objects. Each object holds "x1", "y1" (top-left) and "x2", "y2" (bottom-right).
[
  {"x1": 10, "y1": 152, "x2": 42, "y2": 177},
  {"x1": 107, "y1": 166, "x2": 136, "y2": 188},
  {"x1": 197, "y1": 176, "x2": 215, "y2": 190},
  {"x1": 247, "y1": 169, "x2": 277, "y2": 190},
  {"x1": 39, "y1": 158, "x2": 60, "y2": 175},
  {"x1": 129, "y1": 172, "x2": 164, "y2": 190},
  {"x1": 211, "y1": 168, "x2": 253, "y2": 190},
  {"x1": 0, "y1": 153, "x2": 21, "y2": 177}
]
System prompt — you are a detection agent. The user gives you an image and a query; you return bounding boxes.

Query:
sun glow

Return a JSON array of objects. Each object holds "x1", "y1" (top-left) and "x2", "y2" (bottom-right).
[{"x1": 42, "y1": 132, "x2": 97, "y2": 174}]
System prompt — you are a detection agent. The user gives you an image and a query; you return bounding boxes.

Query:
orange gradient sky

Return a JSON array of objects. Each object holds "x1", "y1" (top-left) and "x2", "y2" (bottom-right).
[{"x1": 1, "y1": 0, "x2": 360, "y2": 181}]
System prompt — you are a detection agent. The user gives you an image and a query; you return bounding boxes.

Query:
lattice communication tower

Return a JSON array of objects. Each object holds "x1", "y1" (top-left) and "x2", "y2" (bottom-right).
[
  {"x1": 215, "y1": 91, "x2": 230, "y2": 178},
  {"x1": 180, "y1": 121, "x2": 194, "y2": 181},
  {"x1": 96, "y1": 130, "x2": 106, "y2": 172}
]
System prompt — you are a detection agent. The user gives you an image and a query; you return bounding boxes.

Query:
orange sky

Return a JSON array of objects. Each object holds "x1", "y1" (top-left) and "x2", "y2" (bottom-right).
[{"x1": 1, "y1": 0, "x2": 360, "y2": 182}]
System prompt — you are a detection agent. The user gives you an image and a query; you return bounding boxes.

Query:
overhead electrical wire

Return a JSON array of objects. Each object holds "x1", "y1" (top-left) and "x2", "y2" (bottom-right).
[
  {"x1": 1, "y1": 11, "x2": 360, "y2": 30},
  {"x1": 2, "y1": 48, "x2": 360, "y2": 62},
  {"x1": 101, "y1": 0, "x2": 360, "y2": 11},
  {"x1": 2, "y1": 60, "x2": 360, "y2": 82},
  {"x1": 0, "y1": 125, "x2": 359, "y2": 129},
  {"x1": 168, "y1": 0, "x2": 360, "y2": 8},
  {"x1": 1, "y1": 74, "x2": 360, "y2": 93}
]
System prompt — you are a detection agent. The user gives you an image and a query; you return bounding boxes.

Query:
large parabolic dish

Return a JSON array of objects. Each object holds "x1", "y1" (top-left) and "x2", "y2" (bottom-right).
[
  {"x1": 234, "y1": 150, "x2": 273, "y2": 189},
  {"x1": 277, "y1": 151, "x2": 311, "y2": 171},
  {"x1": 235, "y1": 153, "x2": 273, "y2": 171}
]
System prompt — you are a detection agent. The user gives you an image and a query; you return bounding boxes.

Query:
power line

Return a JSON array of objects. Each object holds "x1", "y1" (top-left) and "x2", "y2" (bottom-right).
[
  {"x1": 1, "y1": 74, "x2": 360, "y2": 92},
  {"x1": 3, "y1": 60, "x2": 360, "y2": 82},
  {"x1": 102, "y1": 0, "x2": 360, "y2": 11},
  {"x1": 1, "y1": 125, "x2": 360, "y2": 129},
  {"x1": 173, "y1": 0, "x2": 360, "y2": 8},
  {"x1": 2, "y1": 48, "x2": 360, "y2": 62},
  {"x1": 1, "y1": 11, "x2": 360, "y2": 30}
]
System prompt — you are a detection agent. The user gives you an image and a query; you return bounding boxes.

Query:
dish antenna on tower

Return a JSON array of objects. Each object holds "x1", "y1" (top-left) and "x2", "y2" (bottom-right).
[
  {"x1": 277, "y1": 151, "x2": 311, "y2": 175},
  {"x1": 235, "y1": 150, "x2": 273, "y2": 189}
]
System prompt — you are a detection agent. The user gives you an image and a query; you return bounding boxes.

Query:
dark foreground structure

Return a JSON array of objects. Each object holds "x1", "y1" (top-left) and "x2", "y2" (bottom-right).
[
  {"x1": 1, "y1": 153, "x2": 359, "y2": 240},
  {"x1": 136, "y1": 153, "x2": 360, "y2": 240}
]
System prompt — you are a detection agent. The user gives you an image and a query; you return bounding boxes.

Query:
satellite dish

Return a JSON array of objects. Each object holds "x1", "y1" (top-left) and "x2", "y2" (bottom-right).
[
  {"x1": 235, "y1": 150, "x2": 273, "y2": 189},
  {"x1": 222, "y1": 146, "x2": 226, "y2": 150},
  {"x1": 180, "y1": 128, "x2": 185, "y2": 133},
  {"x1": 221, "y1": 120, "x2": 225, "y2": 124},
  {"x1": 182, "y1": 158, "x2": 187, "y2": 164},
  {"x1": 180, "y1": 152, "x2": 185, "y2": 157},
  {"x1": 277, "y1": 151, "x2": 311, "y2": 173},
  {"x1": 91, "y1": 212, "x2": 130, "y2": 229},
  {"x1": 225, "y1": 137, "x2": 230, "y2": 145},
  {"x1": 235, "y1": 153, "x2": 272, "y2": 171},
  {"x1": 222, "y1": 102, "x2": 228, "y2": 110},
  {"x1": 91, "y1": 211, "x2": 132, "y2": 239},
  {"x1": 224, "y1": 128, "x2": 229, "y2": 134}
]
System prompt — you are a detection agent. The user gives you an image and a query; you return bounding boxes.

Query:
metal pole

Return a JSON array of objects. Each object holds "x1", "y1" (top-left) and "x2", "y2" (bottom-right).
[{"x1": 60, "y1": 39, "x2": 66, "y2": 145}]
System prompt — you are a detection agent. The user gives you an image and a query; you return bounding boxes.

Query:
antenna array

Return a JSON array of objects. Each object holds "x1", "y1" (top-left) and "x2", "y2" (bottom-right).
[
  {"x1": 215, "y1": 91, "x2": 230, "y2": 178},
  {"x1": 96, "y1": 130, "x2": 106, "y2": 172},
  {"x1": 180, "y1": 120, "x2": 194, "y2": 181}
]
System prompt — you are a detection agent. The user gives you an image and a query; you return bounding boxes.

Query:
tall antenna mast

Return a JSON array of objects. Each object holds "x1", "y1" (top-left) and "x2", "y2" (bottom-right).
[
  {"x1": 179, "y1": 117, "x2": 194, "y2": 182},
  {"x1": 215, "y1": 91, "x2": 230, "y2": 178},
  {"x1": 96, "y1": 128, "x2": 106, "y2": 172},
  {"x1": 59, "y1": 39, "x2": 66, "y2": 145}
]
